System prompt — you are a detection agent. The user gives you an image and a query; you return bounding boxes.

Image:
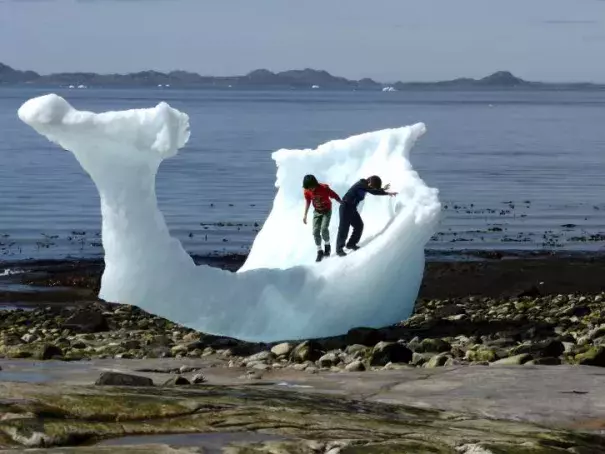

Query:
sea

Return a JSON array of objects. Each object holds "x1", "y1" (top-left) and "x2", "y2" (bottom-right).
[{"x1": 1, "y1": 87, "x2": 604, "y2": 262}]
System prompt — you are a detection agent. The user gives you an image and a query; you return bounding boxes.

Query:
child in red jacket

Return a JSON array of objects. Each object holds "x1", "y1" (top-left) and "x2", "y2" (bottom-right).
[{"x1": 303, "y1": 174, "x2": 342, "y2": 262}]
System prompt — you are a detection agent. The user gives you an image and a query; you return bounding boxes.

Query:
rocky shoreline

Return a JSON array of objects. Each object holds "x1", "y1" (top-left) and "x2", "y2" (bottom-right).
[
  {"x1": 3, "y1": 252, "x2": 605, "y2": 452},
  {"x1": 2, "y1": 290, "x2": 605, "y2": 372}
]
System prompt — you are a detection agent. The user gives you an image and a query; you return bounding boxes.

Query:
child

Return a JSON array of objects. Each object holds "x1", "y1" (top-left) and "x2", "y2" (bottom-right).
[
  {"x1": 336, "y1": 175, "x2": 397, "y2": 257},
  {"x1": 302, "y1": 174, "x2": 342, "y2": 262}
]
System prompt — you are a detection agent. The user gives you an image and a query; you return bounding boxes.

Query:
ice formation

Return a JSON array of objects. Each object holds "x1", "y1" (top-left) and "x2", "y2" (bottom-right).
[{"x1": 18, "y1": 94, "x2": 441, "y2": 343}]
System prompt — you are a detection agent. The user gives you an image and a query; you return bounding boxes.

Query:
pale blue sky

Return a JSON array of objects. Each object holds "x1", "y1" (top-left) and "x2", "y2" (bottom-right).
[{"x1": 1, "y1": 0, "x2": 604, "y2": 82}]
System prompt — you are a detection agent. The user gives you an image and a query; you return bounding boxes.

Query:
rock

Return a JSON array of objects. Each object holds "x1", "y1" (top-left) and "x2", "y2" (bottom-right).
[
  {"x1": 576, "y1": 347, "x2": 605, "y2": 367},
  {"x1": 425, "y1": 354, "x2": 449, "y2": 368},
  {"x1": 509, "y1": 339, "x2": 564, "y2": 358},
  {"x1": 245, "y1": 350, "x2": 274, "y2": 363},
  {"x1": 191, "y1": 373, "x2": 207, "y2": 384},
  {"x1": 491, "y1": 354, "x2": 533, "y2": 366},
  {"x1": 271, "y1": 342, "x2": 293, "y2": 357},
  {"x1": 164, "y1": 376, "x2": 191, "y2": 386},
  {"x1": 182, "y1": 332, "x2": 201, "y2": 343},
  {"x1": 344, "y1": 360, "x2": 366, "y2": 372},
  {"x1": 95, "y1": 372, "x2": 154, "y2": 386},
  {"x1": 414, "y1": 338, "x2": 452, "y2": 353},
  {"x1": 171, "y1": 344, "x2": 188, "y2": 355},
  {"x1": 346, "y1": 327, "x2": 384, "y2": 346},
  {"x1": 465, "y1": 348, "x2": 498, "y2": 363},
  {"x1": 318, "y1": 352, "x2": 339, "y2": 368},
  {"x1": 63, "y1": 309, "x2": 109, "y2": 333},
  {"x1": 290, "y1": 341, "x2": 323, "y2": 363},
  {"x1": 35, "y1": 344, "x2": 63, "y2": 360},
  {"x1": 120, "y1": 339, "x2": 141, "y2": 350},
  {"x1": 21, "y1": 333, "x2": 38, "y2": 344},
  {"x1": 525, "y1": 357, "x2": 561, "y2": 366},
  {"x1": 179, "y1": 365, "x2": 198, "y2": 374},
  {"x1": 345, "y1": 344, "x2": 369, "y2": 355},
  {"x1": 370, "y1": 341, "x2": 412, "y2": 366}
]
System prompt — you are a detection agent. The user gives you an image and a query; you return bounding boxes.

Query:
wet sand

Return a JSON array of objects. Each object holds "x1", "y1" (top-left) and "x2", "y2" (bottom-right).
[{"x1": 2, "y1": 250, "x2": 605, "y2": 307}]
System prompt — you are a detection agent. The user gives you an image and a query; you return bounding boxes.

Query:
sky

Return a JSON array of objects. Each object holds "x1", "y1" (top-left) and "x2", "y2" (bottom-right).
[{"x1": 1, "y1": 0, "x2": 604, "y2": 83}]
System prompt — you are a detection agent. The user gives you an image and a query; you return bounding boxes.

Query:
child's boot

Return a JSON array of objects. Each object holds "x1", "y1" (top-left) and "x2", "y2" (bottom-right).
[
  {"x1": 324, "y1": 244, "x2": 331, "y2": 257},
  {"x1": 315, "y1": 250, "x2": 324, "y2": 262},
  {"x1": 336, "y1": 248, "x2": 347, "y2": 257}
]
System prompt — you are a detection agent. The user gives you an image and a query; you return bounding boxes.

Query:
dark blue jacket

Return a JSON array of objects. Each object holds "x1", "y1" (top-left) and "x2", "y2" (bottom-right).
[{"x1": 342, "y1": 179, "x2": 388, "y2": 207}]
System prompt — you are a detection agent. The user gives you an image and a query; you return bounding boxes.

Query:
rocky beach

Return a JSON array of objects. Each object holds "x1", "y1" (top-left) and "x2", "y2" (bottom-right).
[{"x1": 2, "y1": 252, "x2": 605, "y2": 452}]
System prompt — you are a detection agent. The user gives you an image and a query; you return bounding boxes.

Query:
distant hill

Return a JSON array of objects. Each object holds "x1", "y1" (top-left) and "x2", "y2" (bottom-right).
[{"x1": 0, "y1": 62, "x2": 603, "y2": 90}]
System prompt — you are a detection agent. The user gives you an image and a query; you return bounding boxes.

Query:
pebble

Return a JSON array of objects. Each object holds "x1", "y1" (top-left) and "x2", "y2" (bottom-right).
[{"x1": 4, "y1": 292, "x2": 605, "y2": 371}]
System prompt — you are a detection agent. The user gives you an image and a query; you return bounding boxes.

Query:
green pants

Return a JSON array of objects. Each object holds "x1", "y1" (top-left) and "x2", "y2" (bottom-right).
[{"x1": 312, "y1": 210, "x2": 332, "y2": 246}]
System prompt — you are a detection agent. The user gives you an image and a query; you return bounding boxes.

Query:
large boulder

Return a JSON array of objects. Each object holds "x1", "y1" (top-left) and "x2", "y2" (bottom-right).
[
  {"x1": 370, "y1": 342, "x2": 412, "y2": 366},
  {"x1": 95, "y1": 372, "x2": 153, "y2": 386}
]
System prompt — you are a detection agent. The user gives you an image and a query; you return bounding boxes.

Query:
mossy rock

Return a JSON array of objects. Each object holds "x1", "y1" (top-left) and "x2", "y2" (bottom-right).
[{"x1": 0, "y1": 382, "x2": 604, "y2": 451}]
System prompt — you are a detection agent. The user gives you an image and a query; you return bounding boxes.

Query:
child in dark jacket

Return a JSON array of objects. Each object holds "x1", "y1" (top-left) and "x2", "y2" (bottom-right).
[
  {"x1": 303, "y1": 174, "x2": 342, "y2": 262},
  {"x1": 336, "y1": 175, "x2": 397, "y2": 257}
]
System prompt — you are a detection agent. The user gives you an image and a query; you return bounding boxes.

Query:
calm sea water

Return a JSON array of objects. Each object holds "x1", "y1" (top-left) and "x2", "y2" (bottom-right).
[{"x1": 1, "y1": 87, "x2": 604, "y2": 261}]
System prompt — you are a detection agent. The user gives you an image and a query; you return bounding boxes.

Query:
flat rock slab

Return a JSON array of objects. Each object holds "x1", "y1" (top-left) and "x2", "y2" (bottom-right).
[
  {"x1": 2, "y1": 359, "x2": 605, "y2": 452},
  {"x1": 2, "y1": 358, "x2": 605, "y2": 431}
]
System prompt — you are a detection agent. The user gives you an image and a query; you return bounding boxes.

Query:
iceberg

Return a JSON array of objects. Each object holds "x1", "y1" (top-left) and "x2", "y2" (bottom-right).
[{"x1": 17, "y1": 94, "x2": 441, "y2": 343}]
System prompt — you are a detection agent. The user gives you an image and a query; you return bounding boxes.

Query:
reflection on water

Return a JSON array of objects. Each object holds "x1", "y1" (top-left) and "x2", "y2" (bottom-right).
[{"x1": 98, "y1": 432, "x2": 290, "y2": 452}]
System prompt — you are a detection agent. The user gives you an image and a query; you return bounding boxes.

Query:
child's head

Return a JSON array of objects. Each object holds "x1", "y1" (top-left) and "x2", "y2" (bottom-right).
[
  {"x1": 367, "y1": 175, "x2": 382, "y2": 189},
  {"x1": 303, "y1": 174, "x2": 319, "y2": 190}
]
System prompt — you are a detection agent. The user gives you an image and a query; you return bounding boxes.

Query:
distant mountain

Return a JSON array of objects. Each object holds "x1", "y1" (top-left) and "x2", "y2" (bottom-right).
[{"x1": 0, "y1": 62, "x2": 603, "y2": 90}]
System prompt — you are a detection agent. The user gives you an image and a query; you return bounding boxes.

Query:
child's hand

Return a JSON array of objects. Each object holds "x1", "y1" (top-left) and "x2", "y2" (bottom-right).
[
  {"x1": 303, "y1": 217, "x2": 307, "y2": 224},
  {"x1": 383, "y1": 183, "x2": 391, "y2": 190}
]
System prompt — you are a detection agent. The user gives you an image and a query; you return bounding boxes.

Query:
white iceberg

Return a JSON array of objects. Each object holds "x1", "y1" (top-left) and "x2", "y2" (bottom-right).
[
  {"x1": 382, "y1": 86, "x2": 397, "y2": 92},
  {"x1": 17, "y1": 94, "x2": 441, "y2": 343}
]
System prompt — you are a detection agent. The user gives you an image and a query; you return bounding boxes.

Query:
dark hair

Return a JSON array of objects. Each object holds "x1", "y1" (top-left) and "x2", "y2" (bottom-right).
[
  {"x1": 303, "y1": 174, "x2": 319, "y2": 189},
  {"x1": 368, "y1": 175, "x2": 382, "y2": 189}
]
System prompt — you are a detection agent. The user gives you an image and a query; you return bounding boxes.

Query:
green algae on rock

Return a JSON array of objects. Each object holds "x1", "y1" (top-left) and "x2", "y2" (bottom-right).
[{"x1": 0, "y1": 382, "x2": 604, "y2": 453}]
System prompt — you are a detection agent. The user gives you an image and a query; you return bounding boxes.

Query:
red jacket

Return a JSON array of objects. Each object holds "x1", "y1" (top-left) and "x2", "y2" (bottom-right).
[{"x1": 304, "y1": 184, "x2": 341, "y2": 212}]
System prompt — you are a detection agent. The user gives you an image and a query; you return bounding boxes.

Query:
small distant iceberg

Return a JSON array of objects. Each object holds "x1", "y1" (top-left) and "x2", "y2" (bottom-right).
[
  {"x1": 382, "y1": 86, "x2": 397, "y2": 92},
  {"x1": 77, "y1": 85, "x2": 87, "y2": 89},
  {"x1": 68, "y1": 85, "x2": 75, "y2": 89},
  {"x1": 311, "y1": 85, "x2": 320, "y2": 89}
]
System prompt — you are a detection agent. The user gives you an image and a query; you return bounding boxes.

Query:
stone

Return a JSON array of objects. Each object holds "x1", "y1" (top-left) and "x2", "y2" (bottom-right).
[
  {"x1": 345, "y1": 327, "x2": 384, "y2": 346},
  {"x1": 35, "y1": 344, "x2": 63, "y2": 360},
  {"x1": 425, "y1": 354, "x2": 449, "y2": 368},
  {"x1": 290, "y1": 341, "x2": 323, "y2": 363},
  {"x1": 191, "y1": 373, "x2": 207, "y2": 384},
  {"x1": 21, "y1": 333, "x2": 37, "y2": 343},
  {"x1": 270, "y1": 342, "x2": 293, "y2": 357},
  {"x1": 465, "y1": 348, "x2": 498, "y2": 363},
  {"x1": 415, "y1": 338, "x2": 452, "y2": 353},
  {"x1": 344, "y1": 360, "x2": 366, "y2": 372},
  {"x1": 525, "y1": 357, "x2": 562, "y2": 366},
  {"x1": 171, "y1": 344, "x2": 188, "y2": 355},
  {"x1": 510, "y1": 339, "x2": 565, "y2": 358},
  {"x1": 369, "y1": 341, "x2": 412, "y2": 366},
  {"x1": 245, "y1": 350, "x2": 274, "y2": 363},
  {"x1": 164, "y1": 376, "x2": 191, "y2": 386},
  {"x1": 576, "y1": 347, "x2": 605, "y2": 367},
  {"x1": 95, "y1": 372, "x2": 154, "y2": 386},
  {"x1": 318, "y1": 352, "x2": 339, "y2": 368},
  {"x1": 120, "y1": 339, "x2": 141, "y2": 350},
  {"x1": 63, "y1": 309, "x2": 109, "y2": 333},
  {"x1": 491, "y1": 354, "x2": 533, "y2": 365}
]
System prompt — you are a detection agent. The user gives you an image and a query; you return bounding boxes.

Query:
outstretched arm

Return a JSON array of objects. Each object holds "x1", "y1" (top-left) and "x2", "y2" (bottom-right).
[{"x1": 366, "y1": 183, "x2": 397, "y2": 197}]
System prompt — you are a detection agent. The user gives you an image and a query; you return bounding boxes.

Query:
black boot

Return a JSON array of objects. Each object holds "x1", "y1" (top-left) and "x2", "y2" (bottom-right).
[
  {"x1": 346, "y1": 243, "x2": 360, "y2": 251},
  {"x1": 324, "y1": 244, "x2": 331, "y2": 257},
  {"x1": 315, "y1": 250, "x2": 324, "y2": 262},
  {"x1": 336, "y1": 248, "x2": 347, "y2": 257}
]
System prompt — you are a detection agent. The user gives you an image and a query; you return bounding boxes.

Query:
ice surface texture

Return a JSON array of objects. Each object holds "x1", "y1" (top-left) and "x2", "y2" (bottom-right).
[{"x1": 18, "y1": 94, "x2": 441, "y2": 342}]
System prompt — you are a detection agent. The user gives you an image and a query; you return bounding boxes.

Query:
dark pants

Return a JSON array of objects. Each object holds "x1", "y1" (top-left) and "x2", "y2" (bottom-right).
[{"x1": 336, "y1": 203, "x2": 363, "y2": 251}]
